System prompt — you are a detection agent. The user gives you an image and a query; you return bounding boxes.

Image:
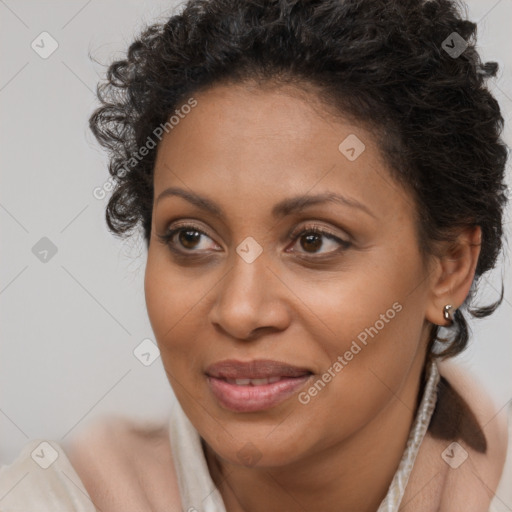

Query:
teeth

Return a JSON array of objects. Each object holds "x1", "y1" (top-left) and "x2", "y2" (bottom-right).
[
  {"x1": 226, "y1": 377, "x2": 283, "y2": 386},
  {"x1": 251, "y1": 378, "x2": 269, "y2": 385}
]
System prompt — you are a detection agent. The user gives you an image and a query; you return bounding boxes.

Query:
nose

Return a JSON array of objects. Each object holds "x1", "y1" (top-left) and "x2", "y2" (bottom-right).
[{"x1": 208, "y1": 249, "x2": 291, "y2": 341}]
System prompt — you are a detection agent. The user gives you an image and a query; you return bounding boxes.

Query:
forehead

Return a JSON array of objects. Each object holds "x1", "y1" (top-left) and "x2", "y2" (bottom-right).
[
  {"x1": 152, "y1": 83, "x2": 413, "y2": 222},
  {"x1": 156, "y1": 83, "x2": 340, "y2": 169}
]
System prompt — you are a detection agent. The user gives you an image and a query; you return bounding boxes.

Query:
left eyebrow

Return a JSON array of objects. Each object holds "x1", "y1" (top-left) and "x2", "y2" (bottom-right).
[
  {"x1": 155, "y1": 187, "x2": 375, "y2": 219},
  {"x1": 271, "y1": 191, "x2": 376, "y2": 219}
]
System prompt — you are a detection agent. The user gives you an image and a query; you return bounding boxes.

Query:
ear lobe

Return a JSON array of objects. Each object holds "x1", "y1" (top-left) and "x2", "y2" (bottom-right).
[{"x1": 425, "y1": 226, "x2": 482, "y2": 326}]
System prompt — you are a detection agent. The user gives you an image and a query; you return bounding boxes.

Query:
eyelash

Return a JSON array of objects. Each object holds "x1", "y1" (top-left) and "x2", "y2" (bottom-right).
[{"x1": 157, "y1": 222, "x2": 352, "y2": 258}]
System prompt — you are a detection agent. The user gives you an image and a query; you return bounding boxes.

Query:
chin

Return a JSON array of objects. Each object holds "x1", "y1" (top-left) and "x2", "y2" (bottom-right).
[{"x1": 201, "y1": 418, "x2": 315, "y2": 469}]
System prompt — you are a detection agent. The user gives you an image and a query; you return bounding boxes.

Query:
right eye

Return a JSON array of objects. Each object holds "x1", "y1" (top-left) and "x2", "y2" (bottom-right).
[{"x1": 157, "y1": 223, "x2": 220, "y2": 254}]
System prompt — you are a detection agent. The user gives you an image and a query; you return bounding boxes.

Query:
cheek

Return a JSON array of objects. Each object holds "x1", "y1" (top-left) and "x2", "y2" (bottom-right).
[
  {"x1": 291, "y1": 251, "x2": 423, "y2": 352},
  {"x1": 144, "y1": 252, "x2": 185, "y2": 350},
  {"x1": 291, "y1": 244, "x2": 427, "y2": 397},
  {"x1": 289, "y1": 283, "x2": 424, "y2": 450},
  {"x1": 145, "y1": 253, "x2": 174, "y2": 339},
  {"x1": 145, "y1": 249, "x2": 196, "y2": 331},
  {"x1": 144, "y1": 250, "x2": 215, "y2": 369}
]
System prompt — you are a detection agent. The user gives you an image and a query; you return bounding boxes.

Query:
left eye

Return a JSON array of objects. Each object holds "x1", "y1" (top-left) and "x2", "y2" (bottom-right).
[
  {"x1": 287, "y1": 225, "x2": 352, "y2": 255},
  {"x1": 157, "y1": 224, "x2": 351, "y2": 256}
]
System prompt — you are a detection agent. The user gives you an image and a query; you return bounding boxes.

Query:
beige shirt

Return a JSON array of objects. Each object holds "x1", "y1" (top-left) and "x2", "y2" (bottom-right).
[
  {"x1": 0, "y1": 439, "x2": 96, "y2": 512},
  {"x1": 0, "y1": 402, "x2": 511, "y2": 512}
]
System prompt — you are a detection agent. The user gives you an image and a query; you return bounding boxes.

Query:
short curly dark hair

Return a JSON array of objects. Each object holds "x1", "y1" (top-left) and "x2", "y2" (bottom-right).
[{"x1": 90, "y1": 0, "x2": 509, "y2": 359}]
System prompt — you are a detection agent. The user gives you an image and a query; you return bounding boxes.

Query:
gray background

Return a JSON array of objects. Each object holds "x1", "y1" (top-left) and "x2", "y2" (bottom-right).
[{"x1": 1, "y1": 0, "x2": 511, "y2": 464}]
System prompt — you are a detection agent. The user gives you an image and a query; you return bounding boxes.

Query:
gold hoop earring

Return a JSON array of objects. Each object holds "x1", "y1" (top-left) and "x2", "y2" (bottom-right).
[{"x1": 443, "y1": 304, "x2": 454, "y2": 323}]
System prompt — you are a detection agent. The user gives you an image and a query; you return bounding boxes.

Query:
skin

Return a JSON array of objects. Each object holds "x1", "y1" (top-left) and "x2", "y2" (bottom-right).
[{"x1": 139, "y1": 81, "x2": 486, "y2": 512}]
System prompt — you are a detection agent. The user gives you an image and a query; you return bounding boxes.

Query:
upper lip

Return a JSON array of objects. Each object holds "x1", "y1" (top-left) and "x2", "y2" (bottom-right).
[{"x1": 205, "y1": 359, "x2": 312, "y2": 379}]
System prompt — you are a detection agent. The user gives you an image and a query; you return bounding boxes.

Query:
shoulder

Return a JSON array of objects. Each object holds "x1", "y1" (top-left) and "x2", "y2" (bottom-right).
[
  {"x1": 436, "y1": 361, "x2": 509, "y2": 504},
  {"x1": 65, "y1": 415, "x2": 182, "y2": 512},
  {"x1": 0, "y1": 438, "x2": 96, "y2": 511},
  {"x1": 402, "y1": 361, "x2": 509, "y2": 511},
  {"x1": 435, "y1": 360, "x2": 508, "y2": 463}
]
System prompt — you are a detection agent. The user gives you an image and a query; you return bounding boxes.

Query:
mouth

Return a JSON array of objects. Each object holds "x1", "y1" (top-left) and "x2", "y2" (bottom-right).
[{"x1": 205, "y1": 359, "x2": 313, "y2": 412}]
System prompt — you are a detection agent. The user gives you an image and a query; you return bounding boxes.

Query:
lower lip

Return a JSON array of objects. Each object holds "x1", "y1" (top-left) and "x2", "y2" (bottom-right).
[{"x1": 206, "y1": 375, "x2": 312, "y2": 412}]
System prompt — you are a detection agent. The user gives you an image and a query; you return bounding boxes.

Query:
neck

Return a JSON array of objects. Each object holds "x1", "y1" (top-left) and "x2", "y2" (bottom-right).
[{"x1": 205, "y1": 354, "x2": 428, "y2": 512}]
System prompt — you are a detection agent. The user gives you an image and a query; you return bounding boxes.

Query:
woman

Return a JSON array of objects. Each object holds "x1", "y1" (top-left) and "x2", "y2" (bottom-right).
[{"x1": 1, "y1": 0, "x2": 510, "y2": 510}]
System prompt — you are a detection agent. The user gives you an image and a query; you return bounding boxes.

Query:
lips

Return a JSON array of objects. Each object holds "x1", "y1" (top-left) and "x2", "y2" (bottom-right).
[
  {"x1": 205, "y1": 359, "x2": 313, "y2": 412},
  {"x1": 224, "y1": 377, "x2": 282, "y2": 386},
  {"x1": 205, "y1": 359, "x2": 312, "y2": 379}
]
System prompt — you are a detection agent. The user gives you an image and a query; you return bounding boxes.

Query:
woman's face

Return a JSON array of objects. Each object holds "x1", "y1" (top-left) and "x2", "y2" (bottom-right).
[{"x1": 145, "y1": 82, "x2": 436, "y2": 467}]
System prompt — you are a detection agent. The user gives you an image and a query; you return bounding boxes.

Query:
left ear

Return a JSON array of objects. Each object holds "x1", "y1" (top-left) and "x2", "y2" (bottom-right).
[{"x1": 425, "y1": 225, "x2": 482, "y2": 326}]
